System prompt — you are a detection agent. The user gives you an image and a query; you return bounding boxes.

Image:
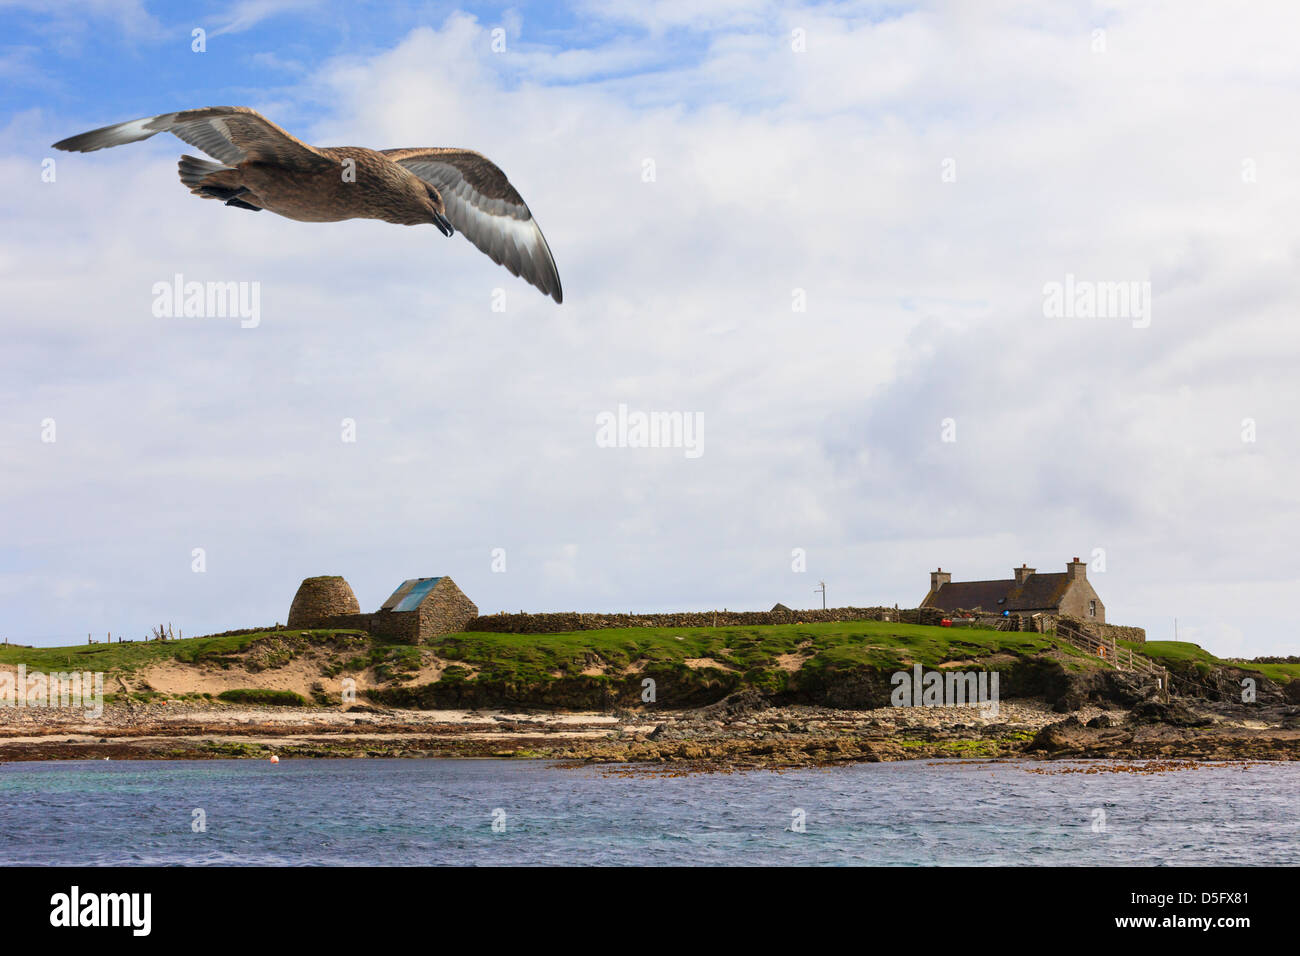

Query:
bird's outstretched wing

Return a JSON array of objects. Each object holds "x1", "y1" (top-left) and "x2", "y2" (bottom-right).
[
  {"x1": 383, "y1": 147, "x2": 562, "y2": 304},
  {"x1": 53, "y1": 106, "x2": 334, "y2": 171}
]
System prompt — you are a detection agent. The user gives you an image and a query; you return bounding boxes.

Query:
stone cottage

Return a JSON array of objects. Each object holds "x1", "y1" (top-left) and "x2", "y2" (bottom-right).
[
  {"x1": 367, "y1": 576, "x2": 478, "y2": 643},
  {"x1": 920, "y1": 557, "x2": 1105, "y2": 622},
  {"x1": 287, "y1": 574, "x2": 477, "y2": 643}
]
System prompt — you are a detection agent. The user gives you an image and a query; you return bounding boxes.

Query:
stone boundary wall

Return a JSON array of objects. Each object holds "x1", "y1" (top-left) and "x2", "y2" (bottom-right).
[
  {"x1": 191, "y1": 624, "x2": 285, "y2": 639},
  {"x1": 466, "y1": 605, "x2": 951, "y2": 634},
  {"x1": 946, "y1": 611, "x2": 1146, "y2": 641},
  {"x1": 300, "y1": 600, "x2": 1145, "y2": 644},
  {"x1": 943, "y1": 610, "x2": 1019, "y2": 629},
  {"x1": 319, "y1": 611, "x2": 418, "y2": 642},
  {"x1": 1055, "y1": 614, "x2": 1146, "y2": 644}
]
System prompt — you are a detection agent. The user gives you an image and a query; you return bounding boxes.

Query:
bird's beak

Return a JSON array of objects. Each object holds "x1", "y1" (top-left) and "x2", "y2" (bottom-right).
[{"x1": 433, "y1": 212, "x2": 454, "y2": 237}]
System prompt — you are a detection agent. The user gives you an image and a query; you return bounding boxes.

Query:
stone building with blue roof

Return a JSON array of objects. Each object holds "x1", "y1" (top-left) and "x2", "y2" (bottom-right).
[
  {"x1": 370, "y1": 576, "x2": 477, "y2": 642},
  {"x1": 289, "y1": 574, "x2": 477, "y2": 643}
]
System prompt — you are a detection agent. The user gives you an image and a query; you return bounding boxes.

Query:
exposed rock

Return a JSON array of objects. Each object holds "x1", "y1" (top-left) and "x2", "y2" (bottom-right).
[
  {"x1": 1128, "y1": 699, "x2": 1214, "y2": 728},
  {"x1": 1165, "y1": 662, "x2": 1285, "y2": 705},
  {"x1": 1027, "y1": 715, "x2": 1089, "y2": 753},
  {"x1": 5, "y1": 694, "x2": 1300, "y2": 766},
  {"x1": 1050, "y1": 669, "x2": 1153, "y2": 713}
]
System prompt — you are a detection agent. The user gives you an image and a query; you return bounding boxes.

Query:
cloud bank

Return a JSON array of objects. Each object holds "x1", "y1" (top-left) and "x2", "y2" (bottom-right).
[{"x1": 2, "y1": 1, "x2": 1298, "y2": 656}]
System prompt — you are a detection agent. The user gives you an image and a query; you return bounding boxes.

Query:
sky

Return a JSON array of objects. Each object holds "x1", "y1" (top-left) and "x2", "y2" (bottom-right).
[{"x1": 1, "y1": 0, "x2": 1298, "y2": 656}]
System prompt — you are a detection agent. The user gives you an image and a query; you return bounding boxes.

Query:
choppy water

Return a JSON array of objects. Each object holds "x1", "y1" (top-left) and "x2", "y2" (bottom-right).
[{"x1": 0, "y1": 758, "x2": 1295, "y2": 865}]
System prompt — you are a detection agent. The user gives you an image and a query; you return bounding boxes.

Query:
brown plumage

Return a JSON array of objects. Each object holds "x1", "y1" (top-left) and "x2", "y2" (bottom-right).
[{"x1": 53, "y1": 106, "x2": 563, "y2": 303}]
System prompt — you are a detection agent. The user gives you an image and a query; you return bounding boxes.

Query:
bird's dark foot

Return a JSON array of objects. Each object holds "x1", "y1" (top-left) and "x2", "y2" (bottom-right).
[
  {"x1": 433, "y1": 212, "x2": 454, "y2": 237},
  {"x1": 200, "y1": 184, "x2": 247, "y2": 202}
]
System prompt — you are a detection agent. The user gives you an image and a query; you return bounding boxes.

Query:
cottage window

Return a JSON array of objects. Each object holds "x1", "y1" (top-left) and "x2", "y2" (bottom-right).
[{"x1": 1088, "y1": 600, "x2": 1097, "y2": 618}]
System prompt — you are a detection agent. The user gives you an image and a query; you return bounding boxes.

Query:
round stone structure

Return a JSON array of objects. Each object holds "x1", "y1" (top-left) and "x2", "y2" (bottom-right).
[{"x1": 287, "y1": 575, "x2": 360, "y2": 628}]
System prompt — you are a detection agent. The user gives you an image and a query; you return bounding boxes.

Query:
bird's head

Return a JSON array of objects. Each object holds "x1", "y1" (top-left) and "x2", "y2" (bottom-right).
[{"x1": 422, "y1": 182, "x2": 454, "y2": 237}]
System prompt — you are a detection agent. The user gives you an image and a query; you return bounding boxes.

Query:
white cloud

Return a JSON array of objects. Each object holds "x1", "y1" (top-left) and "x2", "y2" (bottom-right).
[
  {"x1": 4, "y1": 4, "x2": 1300, "y2": 655},
  {"x1": 208, "y1": 0, "x2": 323, "y2": 37}
]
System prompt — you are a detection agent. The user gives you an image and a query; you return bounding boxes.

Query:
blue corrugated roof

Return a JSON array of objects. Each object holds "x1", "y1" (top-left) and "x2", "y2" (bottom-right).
[
  {"x1": 379, "y1": 579, "x2": 417, "y2": 611},
  {"x1": 390, "y1": 577, "x2": 441, "y2": 612}
]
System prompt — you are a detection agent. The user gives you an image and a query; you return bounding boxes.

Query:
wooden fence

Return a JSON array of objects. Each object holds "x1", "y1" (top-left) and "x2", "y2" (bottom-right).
[{"x1": 1054, "y1": 620, "x2": 1170, "y2": 700}]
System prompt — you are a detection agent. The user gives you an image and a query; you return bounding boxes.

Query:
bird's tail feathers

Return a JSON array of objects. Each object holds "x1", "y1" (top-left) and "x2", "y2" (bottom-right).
[{"x1": 178, "y1": 154, "x2": 233, "y2": 192}]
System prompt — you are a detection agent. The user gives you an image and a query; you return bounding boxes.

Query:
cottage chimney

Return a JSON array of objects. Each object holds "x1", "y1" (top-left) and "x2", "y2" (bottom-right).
[
  {"x1": 1013, "y1": 563, "x2": 1035, "y2": 585},
  {"x1": 930, "y1": 568, "x2": 952, "y2": 592},
  {"x1": 1067, "y1": 556, "x2": 1086, "y2": 580}
]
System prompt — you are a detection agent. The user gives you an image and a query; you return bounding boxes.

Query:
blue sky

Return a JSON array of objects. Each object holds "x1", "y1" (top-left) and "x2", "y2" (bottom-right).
[
  {"x1": 2, "y1": 0, "x2": 1299, "y2": 655},
  {"x1": 0, "y1": 0, "x2": 746, "y2": 118}
]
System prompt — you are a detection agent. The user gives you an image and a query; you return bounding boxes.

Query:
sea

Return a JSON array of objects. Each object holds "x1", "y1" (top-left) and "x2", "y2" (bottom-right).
[{"x1": 1, "y1": 758, "x2": 1295, "y2": 866}]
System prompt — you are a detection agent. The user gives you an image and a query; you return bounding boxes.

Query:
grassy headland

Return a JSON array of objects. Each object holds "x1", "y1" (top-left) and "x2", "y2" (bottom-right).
[
  {"x1": 5, "y1": 619, "x2": 1287, "y2": 711},
  {"x1": 2, "y1": 621, "x2": 1289, "y2": 712},
  {"x1": 3, "y1": 622, "x2": 1298, "y2": 766}
]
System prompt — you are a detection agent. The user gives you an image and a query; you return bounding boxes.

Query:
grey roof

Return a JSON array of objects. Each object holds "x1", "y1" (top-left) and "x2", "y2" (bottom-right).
[{"x1": 925, "y1": 572, "x2": 1072, "y2": 613}]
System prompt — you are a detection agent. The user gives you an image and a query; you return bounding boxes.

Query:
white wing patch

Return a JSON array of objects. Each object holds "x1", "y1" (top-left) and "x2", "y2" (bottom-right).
[
  {"x1": 58, "y1": 116, "x2": 161, "y2": 151},
  {"x1": 397, "y1": 157, "x2": 562, "y2": 304},
  {"x1": 52, "y1": 107, "x2": 331, "y2": 170}
]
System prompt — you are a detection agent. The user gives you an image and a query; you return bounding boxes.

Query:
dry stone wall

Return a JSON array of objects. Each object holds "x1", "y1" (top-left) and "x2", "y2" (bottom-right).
[
  {"x1": 1059, "y1": 615, "x2": 1146, "y2": 644},
  {"x1": 466, "y1": 605, "x2": 950, "y2": 634},
  {"x1": 318, "y1": 611, "x2": 409, "y2": 641}
]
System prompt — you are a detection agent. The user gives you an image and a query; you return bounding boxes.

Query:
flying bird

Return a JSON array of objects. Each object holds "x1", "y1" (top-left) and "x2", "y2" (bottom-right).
[{"x1": 53, "y1": 106, "x2": 563, "y2": 303}]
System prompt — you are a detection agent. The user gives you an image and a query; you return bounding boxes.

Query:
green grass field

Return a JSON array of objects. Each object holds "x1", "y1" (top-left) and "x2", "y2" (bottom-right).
[
  {"x1": 4, "y1": 621, "x2": 1286, "y2": 692},
  {"x1": 1123, "y1": 639, "x2": 1300, "y2": 683},
  {"x1": 0, "y1": 629, "x2": 365, "y2": 675},
  {"x1": 435, "y1": 620, "x2": 1091, "y2": 683}
]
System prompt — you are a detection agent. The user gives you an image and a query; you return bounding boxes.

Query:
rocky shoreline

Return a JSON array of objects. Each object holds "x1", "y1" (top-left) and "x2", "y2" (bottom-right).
[{"x1": 3, "y1": 690, "x2": 1298, "y2": 769}]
